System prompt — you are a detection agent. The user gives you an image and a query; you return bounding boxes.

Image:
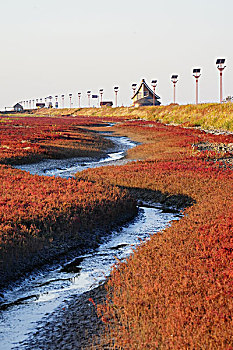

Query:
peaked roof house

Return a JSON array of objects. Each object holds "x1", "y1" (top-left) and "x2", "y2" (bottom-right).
[
  {"x1": 131, "y1": 79, "x2": 161, "y2": 107},
  {"x1": 13, "y1": 103, "x2": 24, "y2": 112}
]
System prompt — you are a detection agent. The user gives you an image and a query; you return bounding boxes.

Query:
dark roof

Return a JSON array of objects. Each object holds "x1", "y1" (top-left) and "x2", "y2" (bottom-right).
[
  {"x1": 133, "y1": 96, "x2": 161, "y2": 106},
  {"x1": 100, "y1": 101, "x2": 113, "y2": 106},
  {"x1": 13, "y1": 103, "x2": 23, "y2": 108},
  {"x1": 132, "y1": 79, "x2": 160, "y2": 100}
]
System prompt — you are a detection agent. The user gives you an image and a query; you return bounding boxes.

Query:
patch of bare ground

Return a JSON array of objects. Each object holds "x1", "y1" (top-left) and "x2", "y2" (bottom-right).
[{"x1": 194, "y1": 141, "x2": 233, "y2": 168}]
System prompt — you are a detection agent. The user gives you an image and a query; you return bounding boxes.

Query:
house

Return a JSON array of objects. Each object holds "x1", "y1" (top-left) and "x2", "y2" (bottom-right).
[
  {"x1": 13, "y1": 103, "x2": 24, "y2": 112},
  {"x1": 132, "y1": 79, "x2": 161, "y2": 107},
  {"x1": 100, "y1": 101, "x2": 113, "y2": 107}
]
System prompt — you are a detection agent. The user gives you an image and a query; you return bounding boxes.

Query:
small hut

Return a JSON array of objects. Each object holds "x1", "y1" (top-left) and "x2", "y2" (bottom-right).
[
  {"x1": 13, "y1": 103, "x2": 24, "y2": 112},
  {"x1": 100, "y1": 101, "x2": 113, "y2": 107},
  {"x1": 36, "y1": 103, "x2": 46, "y2": 108},
  {"x1": 132, "y1": 79, "x2": 161, "y2": 107}
]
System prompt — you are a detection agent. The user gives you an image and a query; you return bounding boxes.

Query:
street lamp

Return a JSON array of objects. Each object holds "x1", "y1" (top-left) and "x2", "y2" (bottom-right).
[
  {"x1": 48, "y1": 96, "x2": 53, "y2": 108},
  {"x1": 61, "y1": 95, "x2": 65, "y2": 108},
  {"x1": 171, "y1": 75, "x2": 178, "y2": 104},
  {"x1": 132, "y1": 83, "x2": 137, "y2": 96},
  {"x1": 78, "y1": 92, "x2": 81, "y2": 108},
  {"x1": 216, "y1": 58, "x2": 226, "y2": 103},
  {"x1": 87, "y1": 91, "x2": 91, "y2": 107},
  {"x1": 114, "y1": 86, "x2": 119, "y2": 107},
  {"x1": 193, "y1": 69, "x2": 201, "y2": 105},
  {"x1": 55, "y1": 95, "x2": 58, "y2": 108},
  {"x1": 99, "y1": 89, "x2": 104, "y2": 106},
  {"x1": 69, "y1": 93, "x2": 72, "y2": 108},
  {"x1": 151, "y1": 80, "x2": 157, "y2": 106}
]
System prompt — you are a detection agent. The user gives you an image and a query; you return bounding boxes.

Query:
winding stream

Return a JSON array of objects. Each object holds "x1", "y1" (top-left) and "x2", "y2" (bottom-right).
[
  {"x1": 15, "y1": 135, "x2": 136, "y2": 178},
  {"x1": 0, "y1": 131, "x2": 181, "y2": 350}
]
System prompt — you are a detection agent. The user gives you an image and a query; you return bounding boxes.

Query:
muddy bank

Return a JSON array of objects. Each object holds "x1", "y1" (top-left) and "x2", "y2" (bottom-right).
[
  {"x1": 13, "y1": 196, "x2": 190, "y2": 350},
  {"x1": 126, "y1": 187, "x2": 194, "y2": 209},
  {"x1": 15, "y1": 284, "x2": 107, "y2": 350},
  {"x1": 0, "y1": 206, "x2": 137, "y2": 291}
]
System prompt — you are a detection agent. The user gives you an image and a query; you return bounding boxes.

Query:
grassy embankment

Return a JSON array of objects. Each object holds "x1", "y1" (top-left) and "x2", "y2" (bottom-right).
[
  {"x1": 75, "y1": 118, "x2": 233, "y2": 349},
  {"x1": 33, "y1": 103, "x2": 233, "y2": 132},
  {"x1": 0, "y1": 115, "x2": 136, "y2": 288}
]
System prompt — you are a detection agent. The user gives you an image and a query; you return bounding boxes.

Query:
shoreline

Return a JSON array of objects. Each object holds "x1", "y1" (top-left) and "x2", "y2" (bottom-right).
[
  {"x1": 13, "y1": 196, "x2": 190, "y2": 350},
  {"x1": 0, "y1": 207, "x2": 137, "y2": 292},
  {"x1": 0, "y1": 128, "x2": 137, "y2": 291},
  {"x1": 15, "y1": 284, "x2": 107, "y2": 350}
]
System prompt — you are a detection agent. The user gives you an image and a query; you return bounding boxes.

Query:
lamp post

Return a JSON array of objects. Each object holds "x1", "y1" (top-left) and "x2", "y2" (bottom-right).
[
  {"x1": 69, "y1": 93, "x2": 72, "y2": 108},
  {"x1": 61, "y1": 95, "x2": 65, "y2": 108},
  {"x1": 114, "y1": 86, "x2": 119, "y2": 107},
  {"x1": 171, "y1": 75, "x2": 178, "y2": 104},
  {"x1": 193, "y1": 69, "x2": 201, "y2": 105},
  {"x1": 78, "y1": 92, "x2": 81, "y2": 108},
  {"x1": 99, "y1": 89, "x2": 104, "y2": 106},
  {"x1": 151, "y1": 80, "x2": 157, "y2": 106},
  {"x1": 55, "y1": 95, "x2": 58, "y2": 108},
  {"x1": 216, "y1": 58, "x2": 226, "y2": 103},
  {"x1": 87, "y1": 91, "x2": 91, "y2": 107},
  {"x1": 48, "y1": 96, "x2": 53, "y2": 108}
]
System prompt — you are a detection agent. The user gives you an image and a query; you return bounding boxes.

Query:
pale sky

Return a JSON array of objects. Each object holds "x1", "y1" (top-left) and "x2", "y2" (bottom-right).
[{"x1": 0, "y1": 0, "x2": 232, "y2": 109}]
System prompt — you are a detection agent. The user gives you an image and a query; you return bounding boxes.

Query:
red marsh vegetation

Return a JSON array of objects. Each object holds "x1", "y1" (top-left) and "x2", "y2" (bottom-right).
[
  {"x1": 0, "y1": 114, "x2": 114, "y2": 165},
  {"x1": 0, "y1": 109, "x2": 232, "y2": 347},
  {"x1": 76, "y1": 119, "x2": 233, "y2": 349},
  {"x1": 0, "y1": 115, "x2": 137, "y2": 287}
]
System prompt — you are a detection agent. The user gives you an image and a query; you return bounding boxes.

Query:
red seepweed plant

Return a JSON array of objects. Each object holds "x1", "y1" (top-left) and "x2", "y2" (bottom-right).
[
  {"x1": 0, "y1": 114, "x2": 138, "y2": 287},
  {"x1": 76, "y1": 119, "x2": 233, "y2": 349}
]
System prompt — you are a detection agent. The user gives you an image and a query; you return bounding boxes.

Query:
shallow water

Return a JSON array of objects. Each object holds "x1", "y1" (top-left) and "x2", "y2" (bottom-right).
[
  {"x1": 0, "y1": 131, "x2": 180, "y2": 350},
  {"x1": 0, "y1": 206, "x2": 180, "y2": 350}
]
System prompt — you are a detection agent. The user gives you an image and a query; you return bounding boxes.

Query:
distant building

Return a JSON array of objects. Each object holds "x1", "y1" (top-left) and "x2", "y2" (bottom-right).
[
  {"x1": 132, "y1": 79, "x2": 161, "y2": 107},
  {"x1": 36, "y1": 103, "x2": 46, "y2": 108},
  {"x1": 100, "y1": 101, "x2": 113, "y2": 107},
  {"x1": 13, "y1": 103, "x2": 24, "y2": 112},
  {"x1": 224, "y1": 96, "x2": 233, "y2": 103}
]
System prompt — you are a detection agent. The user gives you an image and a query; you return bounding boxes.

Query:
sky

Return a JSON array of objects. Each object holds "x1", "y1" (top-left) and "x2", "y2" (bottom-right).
[{"x1": 0, "y1": 0, "x2": 232, "y2": 109}]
